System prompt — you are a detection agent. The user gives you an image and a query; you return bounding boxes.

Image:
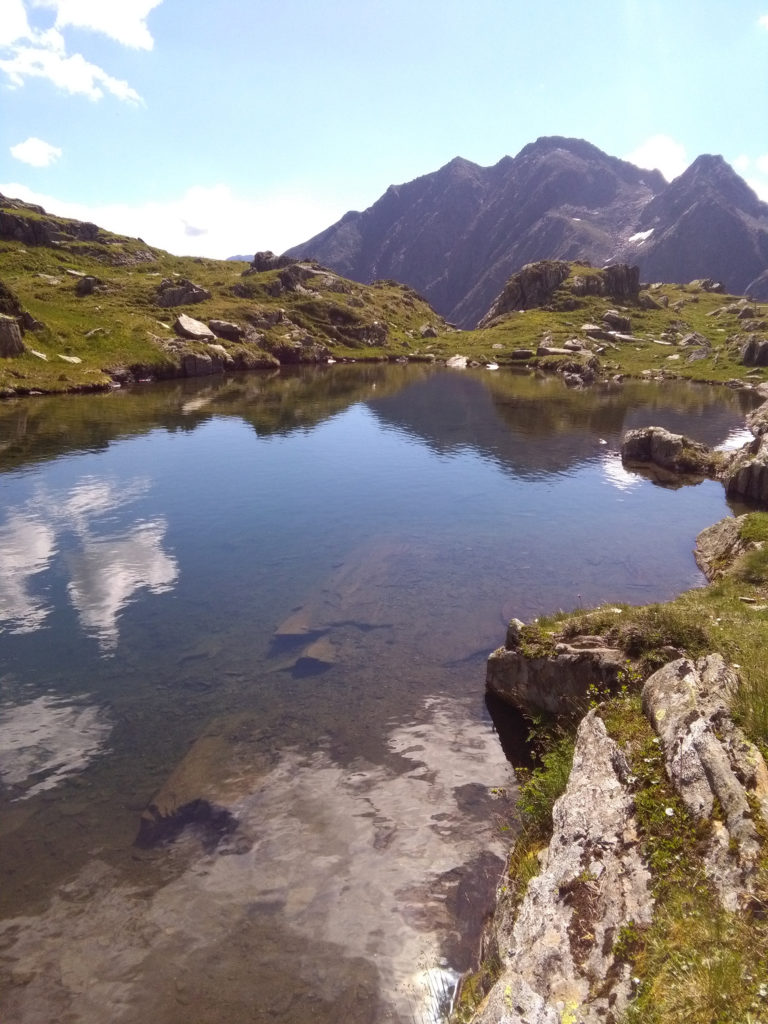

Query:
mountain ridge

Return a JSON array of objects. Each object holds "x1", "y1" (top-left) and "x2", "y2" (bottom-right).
[{"x1": 284, "y1": 137, "x2": 768, "y2": 326}]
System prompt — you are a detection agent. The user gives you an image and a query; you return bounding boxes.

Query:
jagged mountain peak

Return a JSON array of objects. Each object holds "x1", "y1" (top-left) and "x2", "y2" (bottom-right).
[
  {"x1": 285, "y1": 138, "x2": 768, "y2": 322},
  {"x1": 663, "y1": 153, "x2": 765, "y2": 213}
]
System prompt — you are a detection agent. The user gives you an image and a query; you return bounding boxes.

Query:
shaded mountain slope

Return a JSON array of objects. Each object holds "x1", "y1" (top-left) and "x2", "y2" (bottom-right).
[{"x1": 285, "y1": 137, "x2": 768, "y2": 325}]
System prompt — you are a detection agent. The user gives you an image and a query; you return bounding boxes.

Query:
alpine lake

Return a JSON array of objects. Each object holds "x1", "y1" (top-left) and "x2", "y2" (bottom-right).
[{"x1": 0, "y1": 364, "x2": 758, "y2": 1023}]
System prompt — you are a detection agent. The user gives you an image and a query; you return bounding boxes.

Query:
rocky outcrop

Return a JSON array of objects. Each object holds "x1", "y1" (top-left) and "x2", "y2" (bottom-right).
[
  {"x1": 643, "y1": 655, "x2": 768, "y2": 908},
  {"x1": 0, "y1": 314, "x2": 25, "y2": 357},
  {"x1": 694, "y1": 516, "x2": 753, "y2": 580},
  {"x1": 741, "y1": 336, "x2": 768, "y2": 366},
  {"x1": 721, "y1": 435, "x2": 768, "y2": 504},
  {"x1": 155, "y1": 278, "x2": 211, "y2": 307},
  {"x1": 479, "y1": 640, "x2": 768, "y2": 1022},
  {"x1": 0, "y1": 279, "x2": 23, "y2": 319},
  {"x1": 0, "y1": 193, "x2": 107, "y2": 248},
  {"x1": 479, "y1": 263, "x2": 641, "y2": 328},
  {"x1": 621, "y1": 426, "x2": 721, "y2": 478},
  {"x1": 475, "y1": 712, "x2": 653, "y2": 1024},
  {"x1": 249, "y1": 250, "x2": 296, "y2": 272},
  {"x1": 746, "y1": 401, "x2": 768, "y2": 437},
  {"x1": 486, "y1": 630, "x2": 625, "y2": 717},
  {"x1": 478, "y1": 262, "x2": 571, "y2": 324}
]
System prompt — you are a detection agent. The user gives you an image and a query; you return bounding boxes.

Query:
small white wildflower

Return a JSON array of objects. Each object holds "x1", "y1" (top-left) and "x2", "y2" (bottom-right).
[
  {"x1": 652, "y1": 737, "x2": 660, "y2": 744},
  {"x1": 665, "y1": 807, "x2": 674, "y2": 816}
]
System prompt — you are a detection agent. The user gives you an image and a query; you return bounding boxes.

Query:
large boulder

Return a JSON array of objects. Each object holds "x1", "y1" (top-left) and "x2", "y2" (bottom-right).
[
  {"x1": 75, "y1": 275, "x2": 102, "y2": 296},
  {"x1": 740, "y1": 335, "x2": 768, "y2": 366},
  {"x1": 174, "y1": 313, "x2": 215, "y2": 341},
  {"x1": 208, "y1": 319, "x2": 243, "y2": 341},
  {"x1": 602, "y1": 309, "x2": 631, "y2": 332},
  {"x1": 249, "y1": 250, "x2": 296, "y2": 272},
  {"x1": 155, "y1": 278, "x2": 211, "y2": 307},
  {"x1": 0, "y1": 279, "x2": 23, "y2": 318},
  {"x1": 0, "y1": 313, "x2": 24, "y2": 356},
  {"x1": 621, "y1": 426, "x2": 721, "y2": 478}
]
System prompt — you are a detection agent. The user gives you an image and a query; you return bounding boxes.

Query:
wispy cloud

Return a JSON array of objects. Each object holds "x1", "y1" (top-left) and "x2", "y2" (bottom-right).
[
  {"x1": 759, "y1": 14, "x2": 768, "y2": 29},
  {"x1": 10, "y1": 135, "x2": 62, "y2": 167},
  {"x1": 0, "y1": 0, "x2": 153, "y2": 102},
  {"x1": 624, "y1": 135, "x2": 690, "y2": 181},
  {"x1": 30, "y1": 0, "x2": 162, "y2": 50}
]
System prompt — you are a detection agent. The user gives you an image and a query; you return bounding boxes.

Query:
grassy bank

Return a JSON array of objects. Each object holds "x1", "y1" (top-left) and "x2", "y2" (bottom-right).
[
  {"x1": 2, "y1": 198, "x2": 767, "y2": 395},
  {"x1": 481, "y1": 511, "x2": 768, "y2": 1024}
]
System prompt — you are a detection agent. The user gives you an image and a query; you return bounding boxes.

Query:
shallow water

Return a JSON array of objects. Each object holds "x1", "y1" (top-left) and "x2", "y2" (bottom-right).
[{"x1": 0, "y1": 366, "x2": 755, "y2": 1022}]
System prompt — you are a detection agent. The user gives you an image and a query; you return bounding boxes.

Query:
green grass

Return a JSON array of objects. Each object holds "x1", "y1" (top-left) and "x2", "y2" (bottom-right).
[
  {"x1": 2, "y1": 202, "x2": 767, "y2": 394},
  {"x1": 0, "y1": 205, "x2": 449, "y2": 394},
  {"x1": 600, "y1": 694, "x2": 768, "y2": 1024}
]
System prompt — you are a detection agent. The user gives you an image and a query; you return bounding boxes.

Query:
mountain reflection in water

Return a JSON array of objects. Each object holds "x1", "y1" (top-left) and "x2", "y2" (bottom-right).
[{"x1": 0, "y1": 366, "x2": 757, "y2": 1024}]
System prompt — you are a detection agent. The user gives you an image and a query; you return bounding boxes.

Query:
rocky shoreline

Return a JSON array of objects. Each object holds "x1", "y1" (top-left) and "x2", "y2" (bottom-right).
[{"x1": 468, "y1": 389, "x2": 768, "y2": 1023}]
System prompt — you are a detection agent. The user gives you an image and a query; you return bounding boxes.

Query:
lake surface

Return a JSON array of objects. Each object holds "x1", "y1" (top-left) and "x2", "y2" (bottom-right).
[{"x1": 0, "y1": 365, "x2": 755, "y2": 1023}]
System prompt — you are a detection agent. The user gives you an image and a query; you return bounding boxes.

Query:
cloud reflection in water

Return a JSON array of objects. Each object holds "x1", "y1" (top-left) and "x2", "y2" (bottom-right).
[
  {"x1": 0, "y1": 515, "x2": 56, "y2": 633},
  {"x1": 0, "y1": 694, "x2": 111, "y2": 800},
  {"x1": 0, "y1": 476, "x2": 178, "y2": 650}
]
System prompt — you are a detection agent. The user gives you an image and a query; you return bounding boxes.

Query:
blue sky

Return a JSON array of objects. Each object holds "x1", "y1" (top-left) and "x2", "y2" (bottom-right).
[{"x1": 1, "y1": 0, "x2": 767, "y2": 258}]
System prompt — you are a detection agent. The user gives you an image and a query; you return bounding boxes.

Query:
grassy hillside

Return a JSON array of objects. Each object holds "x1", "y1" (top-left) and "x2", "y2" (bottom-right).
[
  {"x1": 0, "y1": 196, "x2": 448, "y2": 395},
  {"x1": 2, "y1": 197, "x2": 767, "y2": 396}
]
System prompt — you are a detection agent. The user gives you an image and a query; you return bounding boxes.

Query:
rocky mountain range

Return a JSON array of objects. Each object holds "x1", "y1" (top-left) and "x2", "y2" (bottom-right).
[{"x1": 284, "y1": 136, "x2": 768, "y2": 327}]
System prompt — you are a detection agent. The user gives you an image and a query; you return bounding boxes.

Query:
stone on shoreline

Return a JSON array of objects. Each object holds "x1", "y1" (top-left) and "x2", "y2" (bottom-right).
[{"x1": 621, "y1": 425, "x2": 721, "y2": 478}]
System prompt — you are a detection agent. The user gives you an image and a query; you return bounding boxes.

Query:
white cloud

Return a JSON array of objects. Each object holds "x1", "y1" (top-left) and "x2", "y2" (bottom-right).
[
  {"x1": 0, "y1": 36, "x2": 142, "y2": 102},
  {"x1": 0, "y1": 0, "x2": 32, "y2": 46},
  {"x1": 759, "y1": 14, "x2": 768, "y2": 29},
  {"x1": 31, "y1": 0, "x2": 162, "y2": 50},
  {"x1": 0, "y1": 2, "x2": 145, "y2": 102},
  {"x1": 10, "y1": 135, "x2": 62, "y2": 167},
  {"x1": 624, "y1": 134, "x2": 690, "y2": 181},
  {"x1": 0, "y1": 181, "x2": 346, "y2": 257}
]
